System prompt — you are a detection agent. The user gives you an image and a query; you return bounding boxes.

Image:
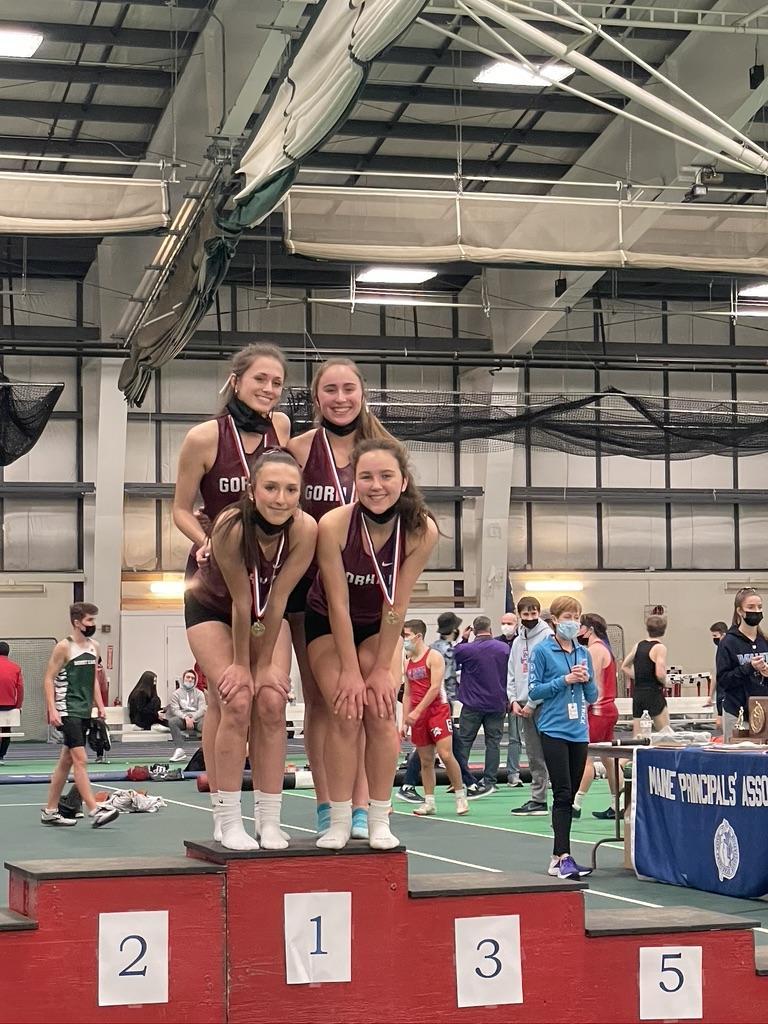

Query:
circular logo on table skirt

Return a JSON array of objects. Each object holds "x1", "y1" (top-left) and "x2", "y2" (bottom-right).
[
  {"x1": 750, "y1": 701, "x2": 765, "y2": 735},
  {"x1": 714, "y1": 819, "x2": 740, "y2": 881}
]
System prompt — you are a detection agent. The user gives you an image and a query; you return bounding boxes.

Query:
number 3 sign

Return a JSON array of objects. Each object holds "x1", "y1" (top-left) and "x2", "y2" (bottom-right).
[
  {"x1": 454, "y1": 915, "x2": 523, "y2": 1008},
  {"x1": 98, "y1": 911, "x2": 169, "y2": 1006}
]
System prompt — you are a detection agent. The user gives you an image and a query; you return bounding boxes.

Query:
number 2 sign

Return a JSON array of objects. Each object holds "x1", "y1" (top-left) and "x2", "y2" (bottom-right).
[
  {"x1": 454, "y1": 915, "x2": 523, "y2": 1008},
  {"x1": 98, "y1": 911, "x2": 169, "y2": 1006}
]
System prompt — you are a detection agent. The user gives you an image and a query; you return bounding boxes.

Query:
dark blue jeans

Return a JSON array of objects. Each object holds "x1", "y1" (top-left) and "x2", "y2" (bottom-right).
[{"x1": 456, "y1": 707, "x2": 505, "y2": 788}]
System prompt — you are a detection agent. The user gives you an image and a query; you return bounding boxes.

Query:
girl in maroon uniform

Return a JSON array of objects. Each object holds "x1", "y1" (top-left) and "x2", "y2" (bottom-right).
[
  {"x1": 306, "y1": 438, "x2": 437, "y2": 850},
  {"x1": 174, "y1": 344, "x2": 291, "y2": 822},
  {"x1": 287, "y1": 359, "x2": 393, "y2": 836},
  {"x1": 185, "y1": 450, "x2": 317, "y2": 851}
]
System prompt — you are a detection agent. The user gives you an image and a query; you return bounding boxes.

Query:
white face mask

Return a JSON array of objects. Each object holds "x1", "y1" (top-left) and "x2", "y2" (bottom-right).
[
  {"x1": 500, "y1": 624, "x2": 517, "y2": 638},
  {"x1": 182, "y1": 678, "x2": 196, "y2": 690}
]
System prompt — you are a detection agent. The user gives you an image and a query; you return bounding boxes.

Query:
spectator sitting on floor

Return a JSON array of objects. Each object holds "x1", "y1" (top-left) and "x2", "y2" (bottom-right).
[
  {"x1": 453, "y1": 615, "x2": 510, "y2": 798},
  {"x1": 167, "y1": 669, "x2": 207, "y2": 762},
  {"x1": 0, "y1": 641, "x2": 23, "y2": 764},
  {"x1": 127, "y1": 671, "x2": 168, "y2": 731}
]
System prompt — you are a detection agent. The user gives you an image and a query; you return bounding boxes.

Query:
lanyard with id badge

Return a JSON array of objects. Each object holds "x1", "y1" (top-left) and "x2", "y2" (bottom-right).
[{"x1": 560, "y1": 646, "x2": 582, "y2": 720}]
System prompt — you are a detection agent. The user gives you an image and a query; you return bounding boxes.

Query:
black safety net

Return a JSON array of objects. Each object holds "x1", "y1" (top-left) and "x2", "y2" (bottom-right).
[
  {"x1": 0, "y1": 375, "x2": 64, "y2": 467},
  {"x1": 285, "y1": 386, "x2": 768, "y2": 458}
]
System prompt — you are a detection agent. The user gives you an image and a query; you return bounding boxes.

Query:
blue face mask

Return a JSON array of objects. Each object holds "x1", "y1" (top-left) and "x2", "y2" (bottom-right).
[{"x1": 556, "y1": 620, "x2": 580, "y2": 641}]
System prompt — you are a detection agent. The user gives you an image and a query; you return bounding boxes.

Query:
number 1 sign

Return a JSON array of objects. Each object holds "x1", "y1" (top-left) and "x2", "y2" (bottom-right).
[
  {"x1": 98, "y1": 911, "x2": 169, "y2": 1006},
  {"x1": 283, "y1": 892, "x2": 352, "y2": 985},
  {"x1": 454, "y1": 915, "x2": 523, "y2": 1008}
]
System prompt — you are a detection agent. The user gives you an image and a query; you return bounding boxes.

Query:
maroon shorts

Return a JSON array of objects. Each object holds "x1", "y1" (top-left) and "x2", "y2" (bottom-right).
[
  {"x1": 411, "y1": 702, "x2": 453, "y2": 747},
  {"x1": 588, "y1": 706, "x2": 618, "y2": 743}
]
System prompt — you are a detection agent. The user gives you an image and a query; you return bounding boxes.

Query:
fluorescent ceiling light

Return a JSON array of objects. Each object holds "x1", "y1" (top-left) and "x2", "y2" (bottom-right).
[
  {"x1": 357, "y1": 266, "x2": 437, "y2": 284},
  {"x1": 738, "y1": 282, "x2": 768, "y2": 299},
  {"x1": 526, "y1": 580, "x2": 585, "y2": 592},
  {"x1": 474, "y1": 61, "x2": 575, "y2": 87},
  {"x1": 0, "y1": 29, "x2": 43, "y2": 58},
  {"x1": 149, "y1": 580, "x2": 186, "y2": 598}
]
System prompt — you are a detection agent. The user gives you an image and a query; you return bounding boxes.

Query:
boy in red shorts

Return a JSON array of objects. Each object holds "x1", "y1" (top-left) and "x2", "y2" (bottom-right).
[{"x1": 401, "y1": 619, "x2": 469, "y2": 817}]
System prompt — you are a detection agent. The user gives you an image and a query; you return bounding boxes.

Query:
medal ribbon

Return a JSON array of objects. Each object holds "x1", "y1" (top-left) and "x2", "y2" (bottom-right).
[
  {"x1": 321, "y1": 428, "x2": 355, "y2": 506},
  {"x1": 228, "y1": 415, "x2": 261, "y2": 480},
  {"x1": 251, "y1": 533, "x2": 286, "y2": 623},
  {"x1": 359, "y1": 510, "x2": 401, "y2": 614}
]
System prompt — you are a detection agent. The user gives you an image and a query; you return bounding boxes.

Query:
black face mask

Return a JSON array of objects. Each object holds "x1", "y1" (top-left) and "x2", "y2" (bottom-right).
[
  {"x1": 362, "y1": 499, "x2": 401, "y2": 525},
  {"x1": 713, "y1": 636, "x2": 721, "y2": 647},
  {"x1": 246, "y1": 503, "x2": 292, "y2": 536},
  {"x1": 322, "y1": 414, "x2": 360, "y2": 437},
  {"x1": 522, "y1": 618, "x2": 539, "y2": 631},
  {"x1": 227, "y1": 397, "x2": 274, "y2": 435},
  {"x1": 743, "y1": 611, "x2": 763, "y2": 627},
  {"x1": 81, "y1": 625, "x2": 96, "y2": 638},
  {"x1": 577, "y1": 635, "x2": 590, "y2": 646}
]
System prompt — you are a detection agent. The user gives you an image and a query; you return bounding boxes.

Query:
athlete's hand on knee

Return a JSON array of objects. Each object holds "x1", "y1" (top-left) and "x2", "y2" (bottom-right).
[
  {"x1": 333, "y1": 669, "x2": 366, "y2": 720},
  {"x1": 365, "y1": 667, "x2": 396, "y2": 719},
  {"x1": 218, "y1": 664, "x2": 254, "y2": 702},
  {"x1": 399, "y1": 722, "x2": 410, "y2": 740},
  {"x1": 255, "y1": 665, "x2": 291, "y2": 699}
]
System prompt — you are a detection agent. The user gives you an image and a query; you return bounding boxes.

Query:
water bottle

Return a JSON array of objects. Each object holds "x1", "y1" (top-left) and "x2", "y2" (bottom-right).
[{"x1": 639, "y1": 709, "x2": 653, "y2": 741}]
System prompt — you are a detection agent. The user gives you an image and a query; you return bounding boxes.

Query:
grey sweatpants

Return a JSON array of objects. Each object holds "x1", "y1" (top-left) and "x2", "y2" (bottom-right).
[{"x1": 521, "y1": 711, "x2": 550, "y2": 804}]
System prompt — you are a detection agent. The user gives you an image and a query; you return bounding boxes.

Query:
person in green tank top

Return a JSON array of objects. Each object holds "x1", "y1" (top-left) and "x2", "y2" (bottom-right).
[{"x1": 41, "y1": 602, "x2": 119, "y2": 829}]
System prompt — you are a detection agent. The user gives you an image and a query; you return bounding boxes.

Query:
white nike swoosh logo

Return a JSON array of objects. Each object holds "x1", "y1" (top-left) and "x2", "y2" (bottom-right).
[{"x1": 381, "y1": 561, "x2": 393, "y2": 566}]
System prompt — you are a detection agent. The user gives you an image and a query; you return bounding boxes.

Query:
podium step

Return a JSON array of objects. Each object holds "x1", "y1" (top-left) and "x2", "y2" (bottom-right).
[
  {"x1": 409, "y1": 871, "x2": 587, "y2": 898},
  {"x1": 0, "y1": 907, "x2": 36, "y2": 932},
  {"x1": 585, "y1": 906, "x2": 761, "y2": 936}
]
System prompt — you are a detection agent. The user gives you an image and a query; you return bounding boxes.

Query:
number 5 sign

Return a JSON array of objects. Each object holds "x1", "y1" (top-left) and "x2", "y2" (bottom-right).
[
  {"x1": 98, "y1": 911, "x2": 169, "y2": 1006},
  {"x1": 639, "y1": 946, "x2": 703, "y2": 1020},
  {"x1": 454, "y1": 915, "x2": 523, "y2": 1008}
]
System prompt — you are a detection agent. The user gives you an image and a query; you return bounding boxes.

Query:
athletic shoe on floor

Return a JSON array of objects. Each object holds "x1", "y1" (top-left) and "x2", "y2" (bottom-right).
[
  {"x1": 511, "y1": 800, "x2": 548, "y2": 816},
  {"x1": 467, "y1": 782, "x2": 496, "y2": 799},
  {"x1": 150, "y1": 723, "x2": 171, "y2": 733},
  {"x1": 170, "y1": 747, "x2": 187, "y2": 762},
  {"x1": 557, "y1": 855, "x2": 592, "y2": 880},
  {"x1": 592, "y1": 806, "x2": 616, "y2": 820},
  {"x1": 413, "y1": 803, "x2": 435, "y2": 816},
  {"x1": 89, "y1": 805, "x2": 120, "y2": 828},
  {"x1": 507, "y1": 778, "x2": 524, "y2": 788},
  {"x1": 395, "y1": 785, "x2": 424, "y2": 803},
  {"x1": 445, "y1": 784, "x2": 455, "y2": 794},
  {"x1": 41, "y1": 809, "x2": 77, "y2": 826},
  {"x1": 571, "y1": 806, "x2": 581, "y2": 819}
]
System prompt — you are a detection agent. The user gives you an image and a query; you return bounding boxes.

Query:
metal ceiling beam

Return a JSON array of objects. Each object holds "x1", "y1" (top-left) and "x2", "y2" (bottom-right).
[
  {"x1": 510, "y1": 487, "x2": 768, "y2": 504},
  {"x1": 0, "y1": 21, "x2": 197, "y2": 50},
  {"x1": 0, "y1": 98, "x2": 160, "y2": 125},
  {"x1": 377, "y1": 44, "x2": 653, "y2": 79},
  {"x1": 337, "y1": 118, "x2": 599, "y2": 148},
  {"x1": 307, "y1": 151, "x2": 571, "y2": 177},
  {"x1": 96, "y1": 0, "x2": 208, "y2": 6},
  {"x1": 0, "y1": 134, "x2": 146, "y2": 158},
  {"x1": 358, "y1": 80, "x2": 624, "y2": 114},
  {"x1": 0, "y1": 59, "x2": 172, "y2": 90}
]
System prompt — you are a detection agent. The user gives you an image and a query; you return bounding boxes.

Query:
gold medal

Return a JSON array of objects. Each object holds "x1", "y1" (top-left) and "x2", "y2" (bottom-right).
[
  {"x1": 251, "y1": 620, "x2": 266, "y2": 638},
  {"x1": 250, "y1": 532, "x2": 286, "y2": 628},
  {"x1": 386, "y1": 609, "x2": 401, "y2": 626},
  {"x1": 360, "y1": 509, "x2": 402, "y2": 628}
]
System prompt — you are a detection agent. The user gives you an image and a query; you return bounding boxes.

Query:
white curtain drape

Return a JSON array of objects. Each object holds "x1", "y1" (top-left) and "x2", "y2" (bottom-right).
[
  {"x1": 234, "y1": 0, "x2": 427, "y2": 203},
  {"x1": 0, "y1": 172, "x2": 169, "y2": 234},
  {"x1": 284, "y1": 186, "x2": 768, "y2": 275}
]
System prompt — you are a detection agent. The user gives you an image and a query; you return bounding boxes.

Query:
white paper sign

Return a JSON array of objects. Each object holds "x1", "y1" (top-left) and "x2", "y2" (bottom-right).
[
  {"x1": 454, "y1": 915, "x2": 523, "y2": 1009},
  {"x1": 98, "y1": 910, "x2": 169, "y2": 1007},
  {"x1": 284, "y1": 891, "x2": 352, "y2": 985},
  {"x1": 639, "y1": 946, "x2": 703, "y2": 1020}
]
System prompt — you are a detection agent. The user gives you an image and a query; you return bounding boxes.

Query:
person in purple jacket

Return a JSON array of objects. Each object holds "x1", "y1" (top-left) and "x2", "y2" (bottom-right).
[{"x1": 453, "y1": 615, "x2": 511, "y2": 798}]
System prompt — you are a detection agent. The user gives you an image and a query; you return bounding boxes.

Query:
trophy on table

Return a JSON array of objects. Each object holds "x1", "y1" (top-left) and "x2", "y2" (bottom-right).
[{"x1": 732, "y1": 706, "x2": 751, "y2": 740}]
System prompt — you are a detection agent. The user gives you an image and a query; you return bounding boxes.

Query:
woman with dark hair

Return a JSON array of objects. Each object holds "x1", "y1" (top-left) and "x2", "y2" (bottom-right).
[
  {"x1": 127, "y1": 671, "x2": 166, "y2": 731},
  {"x1": 716, "y1": 587, "x2": 768, "y2": 742},
  {"x1": 306, "y1": 437, "x2": 437, "y2": 851},
  {"x1": 185, "y1": 449, "x2": 317, "y2": 851},
  {"x1": 572, "y1": 612, "x2": 619, "y2": 820},
  {"x1": 286, "y1": 359, "x2": 395, "y2": 835}
]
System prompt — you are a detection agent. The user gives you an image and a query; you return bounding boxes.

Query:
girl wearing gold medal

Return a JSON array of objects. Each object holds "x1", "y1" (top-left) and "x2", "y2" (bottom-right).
[
  {"x1": 185, "y1": 450, "x2": 317, "y2": 851},
  {"x1": 287, "y1": 359, "x2": 394, "y2": 837},
  {"x1": 305, "y1": 438, "x2": 437, "y2": 850}
]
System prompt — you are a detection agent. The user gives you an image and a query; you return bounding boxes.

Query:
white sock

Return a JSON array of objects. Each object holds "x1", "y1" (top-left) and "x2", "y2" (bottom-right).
[
  {"x1": 316, "y1": 800, "x2": 352, "y2": 850},
  {"x1": 259, "y1": 792, "x2": 289, "y2": 850},
  {"x1": 573, "y1": 791, "x2": 584, "y2": 810},
  {"x1": 210, "y1": 791, "x2": 222, "y2": 843},
  {"x1": 424, "y1": 794, "x2": 436, "y2": 809},
  {"x1": 254, "y1": 788, "x2": 290, "y2": 842},
  {"x1": 368, "y1": 799, "x2": 399, "y2": 850},
  {"x1": 454, "y1": 787, "x2": 466, "y2": 799},
  {"x1": 218, "y1": 791, "x2": 259, "y2": 851}
]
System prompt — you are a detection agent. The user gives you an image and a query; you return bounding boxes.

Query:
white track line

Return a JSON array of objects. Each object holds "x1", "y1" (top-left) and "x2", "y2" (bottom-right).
[{"x1": 0, "y1": 802, "x2": 46, "y2": 807}]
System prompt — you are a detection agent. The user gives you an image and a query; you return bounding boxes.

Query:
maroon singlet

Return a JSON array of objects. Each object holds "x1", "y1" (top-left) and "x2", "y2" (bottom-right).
[
  {"x1": 301, "y1": 429, "x2": 355, "y2": 521},
  {"x1": 185, "y1": 414, "x2": 281, "y2": 577},
  {"x1": 306, "y1": 504, "x2": 404, "y2": 625},
  {"x1": 188, "y1": 526, "x2": 286, "y2": 619}
]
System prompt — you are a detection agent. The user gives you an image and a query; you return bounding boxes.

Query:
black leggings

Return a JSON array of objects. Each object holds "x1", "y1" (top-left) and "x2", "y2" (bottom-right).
[
  {"x1": 0, "y1": 703, "x2": 14, "y2": 760},
  {"x1": 539, "y1": 733, "x2": 589, "y2": 857}
]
